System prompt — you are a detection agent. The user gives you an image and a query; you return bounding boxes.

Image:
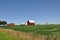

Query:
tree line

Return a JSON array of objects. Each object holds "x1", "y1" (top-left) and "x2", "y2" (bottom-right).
[{"x1": 0, "y1": 20, "x2": 7, "y2": 25}]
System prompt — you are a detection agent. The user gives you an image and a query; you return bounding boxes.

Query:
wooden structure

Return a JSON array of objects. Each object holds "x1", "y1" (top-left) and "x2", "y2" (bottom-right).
[
  {"x1": 7, "y1": 23, "x2": 15, "y2": 26},
  {"x1": 27, "y1": 20, "x2": 35, "y2": 25}
]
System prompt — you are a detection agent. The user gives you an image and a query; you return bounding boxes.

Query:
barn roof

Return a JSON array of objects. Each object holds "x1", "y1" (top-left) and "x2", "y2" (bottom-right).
[{"x1": 28, "y1": 20, "x2": 35, "y2": 23}]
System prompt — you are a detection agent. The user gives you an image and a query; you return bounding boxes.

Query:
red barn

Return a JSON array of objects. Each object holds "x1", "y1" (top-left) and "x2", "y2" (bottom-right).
[
  {"x1": 7, "y1": 23, "x2": 15, "y2": 26},
  {"x1": 27, "y1": 20, "x2": 35, "y2": 25}
]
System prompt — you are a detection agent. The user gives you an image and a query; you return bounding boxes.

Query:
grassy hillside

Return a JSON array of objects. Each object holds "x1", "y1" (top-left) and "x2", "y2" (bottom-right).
[
  {"x1": 0, "y1": 25, "x2": 60, "y2": 37},
  {"x1": 0, "y1": 24, "x2": 60, "y2": 40},
  {"x1": 0, "y1": 29, "x2": 19, "y2": 40},
  {"x1": 0, "y1": 28, "x2": 49, "y2": 40},
  {"x1": 0, "y1": 32, "x2": 14, "y2": 40}
]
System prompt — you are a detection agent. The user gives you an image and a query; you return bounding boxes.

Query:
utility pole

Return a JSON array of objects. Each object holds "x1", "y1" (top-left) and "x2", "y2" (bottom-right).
[{"x1": 46, "y1": 21, "x2": 48, "y2": 25}]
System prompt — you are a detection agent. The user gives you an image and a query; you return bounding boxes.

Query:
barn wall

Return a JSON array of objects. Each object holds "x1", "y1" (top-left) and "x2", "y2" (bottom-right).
[
  {"x1": 27, "y1": 21, "x2": 35, "y2": 25},
  {"x1": 7, "y1": 23, "x2": 15, "y2": 26}
]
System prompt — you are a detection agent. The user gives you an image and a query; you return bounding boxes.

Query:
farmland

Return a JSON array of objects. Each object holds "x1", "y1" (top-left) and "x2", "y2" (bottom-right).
[{"x1": 0, "y1": 24, "x2": 60, "y2": 40}]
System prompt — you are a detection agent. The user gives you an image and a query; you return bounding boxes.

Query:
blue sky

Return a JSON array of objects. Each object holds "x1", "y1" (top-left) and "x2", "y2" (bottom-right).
[{"x1": 0, "y1": 0, "x2": 60, "y2": 24}]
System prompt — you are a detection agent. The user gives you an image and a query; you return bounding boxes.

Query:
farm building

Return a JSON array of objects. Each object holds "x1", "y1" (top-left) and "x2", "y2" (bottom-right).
[
  {"x1": 27, "y1": 20, "x2": 35, "y2": 25},
  {"x1": 7, "y1": 23, "x2": 15, "y2": 26}
]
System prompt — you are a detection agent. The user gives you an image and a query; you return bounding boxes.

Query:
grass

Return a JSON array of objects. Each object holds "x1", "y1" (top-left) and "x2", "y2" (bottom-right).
[
  {"x1": 0, "y1": 31, "x2": 16, "y2": 40},
  {"x1": 0, "y1": 28, "x2": 24, "y2": 40},
  {"x1": 0, "y1": 24, "x2": 60, "y2": 40},
  {"x1": 0, "y1": 25, "x2": 60, "y2": 35}
]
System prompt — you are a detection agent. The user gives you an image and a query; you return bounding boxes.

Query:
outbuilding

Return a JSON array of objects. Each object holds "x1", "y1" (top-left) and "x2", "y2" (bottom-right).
[
  {"x1": 7, "y1": 23, "x2": 15, "y2": 26},
  {"x1": 27, "y1": 20, "x2": 35, "y2": 25}
]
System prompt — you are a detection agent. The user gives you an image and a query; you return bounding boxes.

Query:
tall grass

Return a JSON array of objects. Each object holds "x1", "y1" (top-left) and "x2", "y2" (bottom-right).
[{"x1": 0, "y1": 24, "x2": 60, "y2": 38}]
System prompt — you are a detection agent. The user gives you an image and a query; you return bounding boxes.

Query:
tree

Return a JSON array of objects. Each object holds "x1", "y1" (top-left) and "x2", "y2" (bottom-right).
[
  {"x1": 0, "y1": 20, "x2": 7, "y2": 26},
  {"x1": 0, "y1": 20, "x2": 2, "y2": 25},
  {"x1": 1, "y1": 21, "x2": 7, "y2": 25}
]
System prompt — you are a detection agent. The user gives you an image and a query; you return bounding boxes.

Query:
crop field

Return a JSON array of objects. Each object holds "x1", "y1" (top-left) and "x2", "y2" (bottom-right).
[{"x1": 0, "y1": 24, "x2": 60, "y2": 40}]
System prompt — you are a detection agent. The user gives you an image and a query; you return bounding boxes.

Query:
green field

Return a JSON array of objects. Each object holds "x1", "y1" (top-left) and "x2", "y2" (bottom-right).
[
  {"x1": 0, "y1": 24, "x2": 60, "y2": 40},
  {"x1": 0, "y1": 25, "x2": 60, "y2": 36},
  {"x1": 0, "y1": 30, "x2": 21, "y2": 40}
]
